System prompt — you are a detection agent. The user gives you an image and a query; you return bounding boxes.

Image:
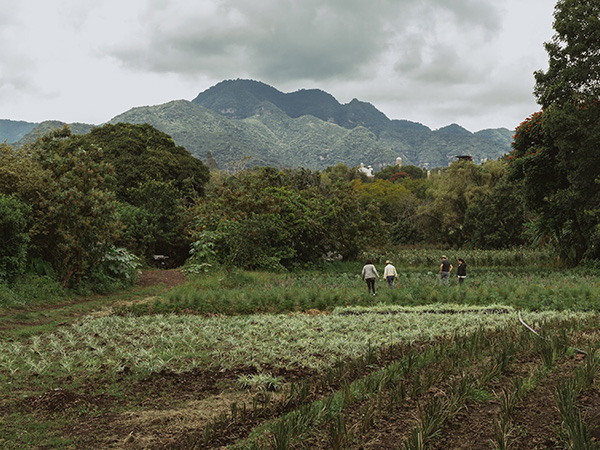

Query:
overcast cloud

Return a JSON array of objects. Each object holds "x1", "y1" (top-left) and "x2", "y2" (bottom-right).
[{"x1": 0, "y1": 0, "x2": 555, "y2": 131}]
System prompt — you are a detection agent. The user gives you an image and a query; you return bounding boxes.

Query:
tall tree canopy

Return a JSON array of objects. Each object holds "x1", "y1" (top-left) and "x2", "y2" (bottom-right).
[
  {"x1": 508, "y1": 0, "x2": 600, "y2": 264},
  {"x1": 30, "y1": 127, "x2": 120, "y2": 286},
  {"x1": 534, "y1": 0, "x2": 600, "y2": 108},
  {"x1": 80, "y1": 123, "x2": 210, "y2": 202}
]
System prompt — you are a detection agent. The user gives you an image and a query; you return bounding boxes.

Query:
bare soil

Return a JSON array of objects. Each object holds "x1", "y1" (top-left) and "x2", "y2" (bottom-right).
[{"x1": 136, "y1": 268, "x2": 187, "y2": 289}]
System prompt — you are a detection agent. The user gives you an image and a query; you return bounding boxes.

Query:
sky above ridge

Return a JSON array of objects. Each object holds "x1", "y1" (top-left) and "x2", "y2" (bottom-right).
[{"x1": 0, "y1": 0, "x2": 556, "y2": 131}]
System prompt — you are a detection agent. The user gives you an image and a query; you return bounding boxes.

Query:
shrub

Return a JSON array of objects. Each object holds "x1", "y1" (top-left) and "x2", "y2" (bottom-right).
[
  {"x1": 0, "y1": 274, "x2": 65, "y2": 310},
  {"x1": 0, "y1": 194, "x2": 31, "y2": 283},
  {"x1": 85, "y1": 247, "x2": 142, "y2": 293}
]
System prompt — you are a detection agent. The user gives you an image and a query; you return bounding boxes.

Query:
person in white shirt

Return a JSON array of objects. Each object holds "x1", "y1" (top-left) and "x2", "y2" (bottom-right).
[
  {"x1": 383, "y1": 260, "x2": 398, "y2": 288},
  {"x1": 361, "y1": 260, "x2": 379, "y2": 296}
]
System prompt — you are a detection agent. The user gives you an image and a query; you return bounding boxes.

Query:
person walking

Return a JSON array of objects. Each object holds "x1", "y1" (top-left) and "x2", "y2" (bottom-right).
[
  {"x1": 383, "y1": 260, "x2": 398, "y2": 288},
  {"x1": 457, "y1": 258, "x2": 467, "y2": 285},
  {"x1": 361, "y1": 260, "x2": 379, "y2": 296},
  {"x1": 439, "y1": 255, "x2": 453, "y2": 285}
]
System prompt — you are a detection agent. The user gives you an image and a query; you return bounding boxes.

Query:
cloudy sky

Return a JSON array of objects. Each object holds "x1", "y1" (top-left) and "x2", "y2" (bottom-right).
[{"x1": 0, "y1": 0, "x2": 556, "y2": 131}]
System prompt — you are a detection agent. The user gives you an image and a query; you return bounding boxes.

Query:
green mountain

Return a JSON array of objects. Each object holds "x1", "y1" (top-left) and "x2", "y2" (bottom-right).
[
  {"x1": 14, "y1": 121, "x2": 94, "y2": 145},
  {"x1": 192, "y1": 79, "x2": 513, "y2": 169},
  {"x1": 107, "y1": 99, "x2": 393, "y2": 170},
  {"x1": 6, "y1": 79, "x2": 514, "y2": 170},
  {"x1": 0, "y1": 119, "x2": 37, "y2": 143}
]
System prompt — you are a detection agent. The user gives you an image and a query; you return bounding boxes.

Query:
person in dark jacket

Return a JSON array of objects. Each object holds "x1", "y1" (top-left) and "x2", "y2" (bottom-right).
[{"x1": 457, "y1": 258, "x2": 467, "y2": 285}]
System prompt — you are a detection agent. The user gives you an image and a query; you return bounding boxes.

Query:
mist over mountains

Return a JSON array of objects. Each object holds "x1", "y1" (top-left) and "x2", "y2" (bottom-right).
[{"x1": 2, "y1": 79, "x2": 513, "y2": 170}]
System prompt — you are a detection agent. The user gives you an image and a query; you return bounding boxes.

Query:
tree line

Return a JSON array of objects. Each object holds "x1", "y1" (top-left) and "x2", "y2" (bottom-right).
[{"x1": 0, "y1": 0, "x2": 598, "y2": 290}]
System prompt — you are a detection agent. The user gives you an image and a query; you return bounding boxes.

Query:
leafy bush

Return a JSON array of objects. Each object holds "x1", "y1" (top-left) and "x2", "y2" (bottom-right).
[
  {"x1": 0, "y1": 194, "x2": 31, "y2": 283},
  {"x1": 183, "y1": 231, "x2": 219, "y2": 275},
  {"x1": 85, "y1": 247, "x2": 142, "y2": 293},
  {"x1": 0, "y1": 275, "x2": 65, "y2": 310}
]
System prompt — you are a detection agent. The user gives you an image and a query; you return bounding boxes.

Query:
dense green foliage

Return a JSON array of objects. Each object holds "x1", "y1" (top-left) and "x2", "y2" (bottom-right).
[
  {"x1": 0, "y1": 124, "x2": 211, "y2": 292},
  {"x1": 187, "y1": 167, "x2": 383, "y2": 270},
  {"x1": 507, "y1": 0, "x2": 600, "y2": 265},
  {"x1": 29, "y1": 127, "x2": 121, "y2": 286},
  {"x1": 0, "y1": 194, "x2": 31, "y2": 283},
  {"x1": 534, "y1": 0, "x2": 600, "y2": 109},
  {"x1": 81, "y1": 123, "x2": 209, "y2": 201},
  {"x1": 76, "y1": 123, "x2": 210, "y2": 263}
]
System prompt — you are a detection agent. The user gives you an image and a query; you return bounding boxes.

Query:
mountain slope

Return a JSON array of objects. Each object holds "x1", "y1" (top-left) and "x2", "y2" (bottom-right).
[
  {"x1": 193, "y1": 79, "x2": 393, "y2": 131},
  {"x1": 6, "y1": 79, "x2": 514, "y2": 170},
  {"x1": 0, "y1": 119, "x2": 37, "y2": 143},
  {"x1": 14, "y1": 121, "x2": 95, "y2": 146},
  {"x1": 108, "y1": 99, "x2": 394, "y2": 170},
  {"x1": 192, "y1": 79, "x2": 513, "y2": 168}
]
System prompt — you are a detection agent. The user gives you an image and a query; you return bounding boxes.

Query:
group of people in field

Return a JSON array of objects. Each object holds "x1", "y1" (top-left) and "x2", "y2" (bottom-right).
[{"x1": 361, "y1": 256, "x2": 467, "y2": 295}]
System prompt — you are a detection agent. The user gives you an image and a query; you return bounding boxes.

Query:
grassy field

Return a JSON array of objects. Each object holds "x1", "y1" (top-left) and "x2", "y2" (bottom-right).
[{"x1": 1, "y1": 256, "x2": 600, "y2": 449}]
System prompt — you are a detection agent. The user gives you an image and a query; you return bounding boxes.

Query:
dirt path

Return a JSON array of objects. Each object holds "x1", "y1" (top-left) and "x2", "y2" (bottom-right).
[
  {"x1": 136, "y1": 268, "x2": 187, "y2": 289},
  {"x1": 0, "y1": 269, "x2": 187, "y2": 336}
]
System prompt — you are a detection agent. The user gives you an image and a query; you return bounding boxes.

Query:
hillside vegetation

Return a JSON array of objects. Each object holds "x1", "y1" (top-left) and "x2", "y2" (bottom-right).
[{"x1": 4, "y1": 79, "x2": 513, "y2": 170}]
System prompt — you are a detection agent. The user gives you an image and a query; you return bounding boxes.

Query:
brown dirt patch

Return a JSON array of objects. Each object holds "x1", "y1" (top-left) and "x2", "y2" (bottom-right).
[
  {"x1": 13, "y1": 365, "x2": 318, "y2": 450},
  {"x1": 89, "y1": 269, "x2": 188, "y2": 317},
  {"x1": 136, "y1": 268, "x2": 187, "y2": 288},
  {"x1": 24, "y1": 388, "x2": 115, "y2": 414}
]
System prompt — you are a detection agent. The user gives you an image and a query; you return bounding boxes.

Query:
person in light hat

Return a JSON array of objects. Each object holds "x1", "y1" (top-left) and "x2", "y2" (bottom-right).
[{"x1": 383, "y1": 260, "x2": 398, "y2": 288}]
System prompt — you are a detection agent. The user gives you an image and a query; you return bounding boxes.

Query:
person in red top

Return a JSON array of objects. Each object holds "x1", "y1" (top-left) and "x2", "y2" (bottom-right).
[{"x1": 439, "y1": 255, "x2": 453, "y2": 285}]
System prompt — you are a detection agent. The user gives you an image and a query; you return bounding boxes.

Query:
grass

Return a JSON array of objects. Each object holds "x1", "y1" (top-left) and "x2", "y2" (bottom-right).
[
  {"x1": 0, "y1": 415, "x2": 74, "y2": 450},
  {"x1": 115, "y1": 266, "x2": 600, "y2": 317},
  {"x1": 2, "y1": 257, "x2": 600, "y2": 449},
  {"x1": 0, "y1": 279, "x2": 174, "y2": 341}
]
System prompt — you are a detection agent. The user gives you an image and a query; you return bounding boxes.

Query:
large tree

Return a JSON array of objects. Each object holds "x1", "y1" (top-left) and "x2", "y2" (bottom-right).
[
  {"x1": 417, "y1": 160, "x2": 504, "y2": 246},
  {"x1": 29, "y1": 127, "x2": 120, "y2": 286},
  {"x1": 80, "y1": 123, "x2": 210, "y2": 202},
  {"x1": 534, "y1": 0, "x2": 600, "y2": 108},
  {"x1": 508, "y1": 0, "x2": 600, "y2": 264},
  {"x1": 78, "y1": 123, "x2": 210, "y2": 264}
]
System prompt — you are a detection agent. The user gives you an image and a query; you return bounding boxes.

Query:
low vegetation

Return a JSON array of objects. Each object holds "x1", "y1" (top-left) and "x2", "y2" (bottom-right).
[{"x1": 2, "y1": 260, "x2": 600, "y2": 449}]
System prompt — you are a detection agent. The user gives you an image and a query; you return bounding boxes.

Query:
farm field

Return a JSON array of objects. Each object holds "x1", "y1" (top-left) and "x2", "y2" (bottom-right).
[{"x1": 1, "y1": 259, "x2": 600, "y2": 449}]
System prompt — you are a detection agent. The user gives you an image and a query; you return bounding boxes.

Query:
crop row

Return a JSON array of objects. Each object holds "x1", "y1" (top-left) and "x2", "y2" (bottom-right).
[
  {"x1": 0, "y1": 306, "x2": 591, "y2": 391},
  {"x1": 186, "y1": 314, "x2": 600, "y2": 449}
]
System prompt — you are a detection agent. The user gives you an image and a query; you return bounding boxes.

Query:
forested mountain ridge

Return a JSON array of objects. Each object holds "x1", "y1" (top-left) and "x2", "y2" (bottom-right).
[
  {"x1": 4, "y1": 79, "x2": 514, "y2": 170},
  {"x1": 0, "y1": 119, "x2": 37, "y2": 143},
  {"x1": 193, "y1": 79, "x2": 514, "y2": 168}
]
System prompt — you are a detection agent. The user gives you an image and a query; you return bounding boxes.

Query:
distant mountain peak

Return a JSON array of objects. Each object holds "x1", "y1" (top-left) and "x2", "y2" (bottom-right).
[
  {"x1": 193, "y1": 79, "x2": 394, "y2": 132},
  {"x1": 436, "y1": 123, "x2": 472, "y2": 135}
]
